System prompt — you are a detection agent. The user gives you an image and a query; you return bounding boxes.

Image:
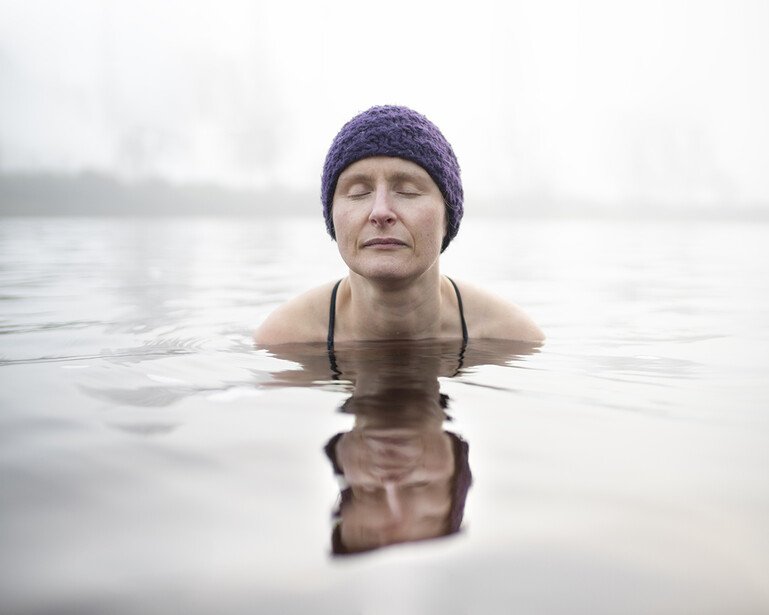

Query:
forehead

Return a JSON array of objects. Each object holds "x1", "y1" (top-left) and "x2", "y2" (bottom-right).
[{"x1": 337, "y1": 156, "x2": 433, "y2": 183}]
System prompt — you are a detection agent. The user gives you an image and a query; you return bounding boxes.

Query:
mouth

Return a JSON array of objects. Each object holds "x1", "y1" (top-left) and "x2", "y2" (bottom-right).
[{"x1": 361, "y1": 238, "x2": 407, "y2": 248}]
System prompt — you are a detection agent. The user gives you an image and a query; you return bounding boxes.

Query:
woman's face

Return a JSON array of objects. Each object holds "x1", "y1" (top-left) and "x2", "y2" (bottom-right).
[
  {"x1": 335, "y1": 427, "x2": 455, "y2": 552},
  {"x1": 331, "y1": 157, "x2": 446, "y2": 282}
]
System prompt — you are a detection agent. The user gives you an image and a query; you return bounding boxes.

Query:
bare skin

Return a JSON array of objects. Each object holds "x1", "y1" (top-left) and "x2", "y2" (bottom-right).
[{"x1": 254, "y1": 157, "x2": 544, "y2": 346}]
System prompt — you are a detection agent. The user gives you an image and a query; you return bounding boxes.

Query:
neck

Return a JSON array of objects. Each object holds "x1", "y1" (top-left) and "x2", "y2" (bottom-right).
[{"x1": 340, "y1": 266, "x2": 447, "y2": 341}]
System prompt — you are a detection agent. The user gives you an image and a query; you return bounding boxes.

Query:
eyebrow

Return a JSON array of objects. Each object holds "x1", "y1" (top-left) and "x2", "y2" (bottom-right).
[
  {"x1": 389, "y1": 171, "x2": 429, "y2": 185},
  {"x1": 337, "y1": 173, "x2": 373, "y2": 188},
  {"x1": 337, "y1": 170, "x2": 430, "y2": 188}
]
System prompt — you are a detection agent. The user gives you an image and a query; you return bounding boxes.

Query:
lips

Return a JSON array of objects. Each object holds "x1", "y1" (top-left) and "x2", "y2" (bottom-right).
[{"x1": 361, "y1": 238, "x2": 407, "y2": 247}]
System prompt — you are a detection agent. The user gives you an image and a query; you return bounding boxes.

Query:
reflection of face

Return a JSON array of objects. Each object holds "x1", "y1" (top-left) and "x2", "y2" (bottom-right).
[
  {"x1": 332, "y1": 157, "x2": 446, "y2": 281},
  {"x1": 335, "y1": 428, "x2": 454, "y2": 552}
]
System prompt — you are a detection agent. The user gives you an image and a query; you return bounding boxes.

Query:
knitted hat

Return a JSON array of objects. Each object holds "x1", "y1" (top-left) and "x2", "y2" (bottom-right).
[{"x1": 321, "y1": 105, "x2": 463, "y2": 252}]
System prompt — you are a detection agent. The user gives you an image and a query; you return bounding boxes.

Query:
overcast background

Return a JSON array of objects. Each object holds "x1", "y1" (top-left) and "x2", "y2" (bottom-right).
[{"x1": 1, "y1": 0, "x2": 768, "y2": 215}]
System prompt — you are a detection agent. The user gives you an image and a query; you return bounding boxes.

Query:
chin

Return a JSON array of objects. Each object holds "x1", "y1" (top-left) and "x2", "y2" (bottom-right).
[
  {"x1": 352, "y1": 259, "x2": 440, "y2": 285},
  {"x1": 354, "y1": 264, "x2": 411, "y2": 282},
  {"x1": 339, "y1": 245, "x2": 441, "y2": 283}
]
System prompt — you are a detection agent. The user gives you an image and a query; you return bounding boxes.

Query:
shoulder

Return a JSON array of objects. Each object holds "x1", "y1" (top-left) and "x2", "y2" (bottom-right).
[
  {"x1": 452, "y1": 279, "x2": 545, "y2": 343},
  {"x1": 254, "y1": 280, "x2": 339, "y2": 346}
]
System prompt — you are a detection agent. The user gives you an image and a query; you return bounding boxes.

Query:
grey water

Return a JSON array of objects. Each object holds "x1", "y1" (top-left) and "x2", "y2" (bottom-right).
[{"x1": 1, "y1": 215, "x2": 768, "y2": 614}]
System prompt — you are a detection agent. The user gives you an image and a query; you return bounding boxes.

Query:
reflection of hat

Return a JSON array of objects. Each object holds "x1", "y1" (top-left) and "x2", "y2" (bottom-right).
[
  {"x1": 321, "y1": 105, "x2": 464, "y2": 252},
  {"x1": 323, "y1": 430, "x2": 472, "y2": 556}
]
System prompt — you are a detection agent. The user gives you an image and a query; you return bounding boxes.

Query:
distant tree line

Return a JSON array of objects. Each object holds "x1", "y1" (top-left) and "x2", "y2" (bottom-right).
[
  {"x1": 0, "y1": 171, "x2": 313, "y2": 216},
  {"x1": 1, "y1": 170, "x2": 766, "y2": 220}
]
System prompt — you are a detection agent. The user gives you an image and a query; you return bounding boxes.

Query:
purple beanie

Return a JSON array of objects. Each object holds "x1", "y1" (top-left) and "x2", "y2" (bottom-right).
[{"x1": 321, "y1": 105, "x2": 464, "y2": 252}]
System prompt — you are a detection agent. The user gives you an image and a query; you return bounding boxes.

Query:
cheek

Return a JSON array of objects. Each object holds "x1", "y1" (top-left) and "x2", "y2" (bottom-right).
[
  {"x1": 332, "y1": 206, "x2": 351, "y2": 241},
  {"x1": 439, "y1": 206, "x2": 447, "y2": 238},
  {"x1": 418, "y1": 206, "x2": 446, "y2": 245},
  {"x1": 421, "y1": 200, "x2": 446, "y2": 236}
]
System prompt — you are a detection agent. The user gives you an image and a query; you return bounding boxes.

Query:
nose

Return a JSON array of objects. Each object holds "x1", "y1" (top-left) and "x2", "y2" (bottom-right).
[
  {"x1": 369, "y1": 187, "x2": 397, "y2": 228},
  {"x1": 383, "y1": 482, "x2": 403, "y2": 520}
]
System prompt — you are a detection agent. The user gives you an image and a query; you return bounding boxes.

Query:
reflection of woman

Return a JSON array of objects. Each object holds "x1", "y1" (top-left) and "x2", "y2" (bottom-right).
[
  {"x1": 324, "y1": 388, "x2": 472, "y2": 555},
  {"x1": 262, "y1": 339, "x2": 538, "y2": 555},
  {"x1": 255, "y1": 105, "x2": 543, "y2": 347}
]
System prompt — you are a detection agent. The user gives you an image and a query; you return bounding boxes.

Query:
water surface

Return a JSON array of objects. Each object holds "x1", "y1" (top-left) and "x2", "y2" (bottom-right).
[{"x1": 1, "y1": 215, "x2": 768, "y2": 614}]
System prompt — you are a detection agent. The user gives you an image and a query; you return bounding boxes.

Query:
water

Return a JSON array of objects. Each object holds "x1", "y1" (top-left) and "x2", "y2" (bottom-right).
[{"x1": 1, "y1": 215, "x2": 768, "y2": 614}]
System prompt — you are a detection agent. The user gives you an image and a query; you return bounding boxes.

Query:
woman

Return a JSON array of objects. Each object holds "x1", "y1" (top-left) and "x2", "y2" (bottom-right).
[{"x1": 255, "y1": 105, "x2": 543, "y2": 347}]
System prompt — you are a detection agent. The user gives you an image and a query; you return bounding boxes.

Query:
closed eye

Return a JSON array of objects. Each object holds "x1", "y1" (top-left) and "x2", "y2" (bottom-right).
[
  {"x1": 349, "y1": 191, "x2": 371, "y2": 199},
  {"x1": 397, "y1": 191, "x2": 421, "y2": 197}
]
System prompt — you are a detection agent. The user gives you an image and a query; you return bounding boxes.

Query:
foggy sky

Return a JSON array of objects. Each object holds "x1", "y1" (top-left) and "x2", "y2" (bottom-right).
[{"x1": 1, "y1": 0, "x2": 768, "y2": 210}]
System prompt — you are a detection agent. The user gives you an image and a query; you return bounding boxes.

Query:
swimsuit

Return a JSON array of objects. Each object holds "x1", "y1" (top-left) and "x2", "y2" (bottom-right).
[{"x1": 326, "y1": 276, "x2": 468, "y2": 352}]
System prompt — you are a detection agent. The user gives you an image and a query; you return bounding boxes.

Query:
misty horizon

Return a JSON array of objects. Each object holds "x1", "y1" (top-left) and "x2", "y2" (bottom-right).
[
  {"x1": 1, "y1": 168, "x2": 766, "y2": 220},
  {"x1": 1, "y1": 1, "x2": 768, "y2": 214}
]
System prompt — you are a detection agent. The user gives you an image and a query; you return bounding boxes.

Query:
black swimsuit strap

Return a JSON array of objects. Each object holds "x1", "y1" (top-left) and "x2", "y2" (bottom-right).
[
  {"x1": 327, "y1": 279, "x2": 342, "y2": 352},
  {"x1": 446, "y1": 276, "x2": 469, "y2": 345}
]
